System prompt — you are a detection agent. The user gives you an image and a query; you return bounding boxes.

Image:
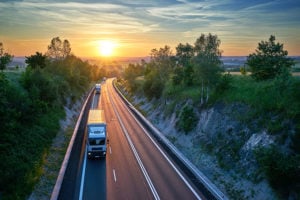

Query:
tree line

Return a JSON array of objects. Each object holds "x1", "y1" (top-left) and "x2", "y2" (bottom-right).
[
  {"x1": 0, "y1": 37, "x2": 104, "y2": 200},
  {"x1": 122, "y1": 34, "x2": 299, "y2": 199},
  {"x1": 123, "y1": 34, "x2": 295, "y2": 103}
]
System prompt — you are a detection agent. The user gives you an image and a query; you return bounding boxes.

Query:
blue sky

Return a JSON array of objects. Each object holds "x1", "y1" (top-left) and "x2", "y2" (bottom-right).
[{"x1": 0, "y1": 0, "x2": 299, "y2": 57}]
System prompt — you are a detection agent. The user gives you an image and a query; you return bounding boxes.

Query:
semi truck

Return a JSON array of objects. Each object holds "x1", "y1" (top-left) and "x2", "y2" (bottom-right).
[
  {"x1": 95, "y1": 83, "x2": 101, "y2": 94},
  {"x1": 86, "y1": 109, "x2": 107, "y2": 159}
]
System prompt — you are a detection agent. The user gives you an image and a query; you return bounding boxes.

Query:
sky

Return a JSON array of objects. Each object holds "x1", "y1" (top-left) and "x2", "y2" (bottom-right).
[{"x1": 0, "y1": 0, "x2": 300, "y2": 57}]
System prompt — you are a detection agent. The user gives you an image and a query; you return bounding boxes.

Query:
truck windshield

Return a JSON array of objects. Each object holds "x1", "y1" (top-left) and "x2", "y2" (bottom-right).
[
  {"x1": 89, "y1": 126, "x2": 105, "y2": 135},
  {"x1": 89, "y1": 138, "x2": 105, "y2": 145}
]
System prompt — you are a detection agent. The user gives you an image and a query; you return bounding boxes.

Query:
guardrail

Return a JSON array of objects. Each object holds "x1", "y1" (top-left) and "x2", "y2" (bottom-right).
[
  {"x1": 50, "y1": 87, "x2": 94, "y2": 200},
  {"x1": 113, "y1": 80, "x2": 228, "y2": 200}
]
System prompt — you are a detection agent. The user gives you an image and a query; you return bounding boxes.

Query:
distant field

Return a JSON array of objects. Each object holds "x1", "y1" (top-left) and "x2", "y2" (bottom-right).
[{"x1": 228, "y1": 72, "x2": 300, "y2": 76}]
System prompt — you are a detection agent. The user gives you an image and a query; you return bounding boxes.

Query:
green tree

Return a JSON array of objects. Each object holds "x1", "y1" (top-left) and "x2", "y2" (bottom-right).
[
  {"x1": 143, "y1": 67, "x2": 164, "y2": 99},
  {"x1": 194, "y1": 33, "x2": 222, "y2": 66},
  {"x1": 21, "y1": 68, "x2": 58, "y2": 109},
  {"x1": 0, "y1": 42, "x2": 13, "y2": 71},
  {"x1": 62, "y1": 39, "x2": 71, "y2": 58},
  {"x1": 123, "y1": 63, "x2": 144, "y2": 92},
  {"x1": 47, "y1": 37, "x2": 71, "y2": 60},
  {"x1": 246, "y1": 35, "x2": 295, "y2": 80},
  {"x1": 172, "y1": 66, "x2": 184, "y2": 85},
  {"x1": 25, "y1": 52, "x2": 47, "y2": 69},
  {"x1": 150, "y1": 45, "x2": 174, "y2": 82},
  {"x1": 193, "y1": 33, "x2": 223, "y2": 104},
  {"x1": 176, "y1": 43, "x2": 194, "y2": 66},
  {"x1": 175, "y1": 43, "x2": 195, "y2": 86},
  {"x1": 144, "y1": 46, "x2": 174, "y2": 99}
]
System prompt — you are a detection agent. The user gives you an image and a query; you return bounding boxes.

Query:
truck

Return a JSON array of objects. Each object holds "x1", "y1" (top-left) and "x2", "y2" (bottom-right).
[
  {"x1": 95, "y1": 83, "x2": 101, "y2": 94},
  {"x1": 86, "y1": 109, "x2": 107, "y2": 159}
]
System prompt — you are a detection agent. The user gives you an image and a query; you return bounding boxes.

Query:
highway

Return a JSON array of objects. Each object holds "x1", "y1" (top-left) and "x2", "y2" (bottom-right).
[{"x1": 79, "y1": 78, "x2": 205, "y2": 200}]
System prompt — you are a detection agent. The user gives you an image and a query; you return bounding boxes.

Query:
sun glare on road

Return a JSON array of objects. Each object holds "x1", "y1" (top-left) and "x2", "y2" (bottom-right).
[{"x1": 98, "y1": 40, "x2": 116, "y2": 57}]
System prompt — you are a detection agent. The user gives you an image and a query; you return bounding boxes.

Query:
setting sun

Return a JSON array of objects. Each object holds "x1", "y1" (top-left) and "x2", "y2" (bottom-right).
[{"x1": 98, "y1": 40, "x2": 116, "y2": 57}]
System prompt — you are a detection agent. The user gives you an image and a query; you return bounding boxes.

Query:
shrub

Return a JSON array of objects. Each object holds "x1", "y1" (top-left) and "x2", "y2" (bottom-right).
[
  {"x1": 143, "y1": 70, "x2": 164, "y2": 99},
  {"x1": 255, "y1": 146, "x2": 300, "y2": 197},
  {"x1": 176, "y1": 104, "x2": 198, "y2": 134}
]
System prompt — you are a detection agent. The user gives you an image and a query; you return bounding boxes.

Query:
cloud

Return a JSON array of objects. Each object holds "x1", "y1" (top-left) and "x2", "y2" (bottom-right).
[
  {"x1": 0, "y1": 1, "x2": 163, "y2": 38},
  {"x1": 0, "y1": 0, "x2": 299, "y2": 56}
]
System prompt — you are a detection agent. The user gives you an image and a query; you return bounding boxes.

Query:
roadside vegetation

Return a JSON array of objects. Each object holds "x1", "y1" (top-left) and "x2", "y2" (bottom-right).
[
  {"x1": 120, "y1": 34, "x2": 300, "y2": 199},
  {"x1": 0, "y1": 38, "x2": 105, "y2": 200}
]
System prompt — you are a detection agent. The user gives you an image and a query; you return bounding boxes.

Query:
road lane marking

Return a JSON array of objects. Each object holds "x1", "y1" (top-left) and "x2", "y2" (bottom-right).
[
  {"x1": 113, "y1": 169, "x2": 117, "y2": 182},
  {"x1": 91, "y1": 92, "x2": 96, "y2": 109},
  {"x1": 108, "y1": 86, "x2": 160, "y2": 200},
  {"x1": 79, "y1": 146, "x2": 87, "y2": 200},
  {"x1": 109, "y1": 146, "x2": 112, "y2": 154},
  {"x1": 112, "y1": 81, "x2": 202, "y2": 200},
  {"x1": 126, "y1": 104, "x2": 202, "y2": 200}
]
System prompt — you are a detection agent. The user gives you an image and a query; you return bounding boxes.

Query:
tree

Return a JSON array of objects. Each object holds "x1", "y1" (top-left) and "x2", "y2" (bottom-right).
[
  {"x1": 143, "y1": 67, "x2": 164, "y2": 99},
  {"x1": 193, "y1": 33, "x2": 223, "y2": 104},
  {"x1": 246, "y1": 35, "x2": 295, "y2": 80},
  {"x1": 25, "y1": 52, "x2": 47, "y2": 69},
  {"x1": 194, "y1": 33, "x2": 222, "y2": 66},
  {"x1": 62, "y1": 39, "x2": 71, "y2": 58},
  {"x1": 175, "y1": 43, "x2": 195, "y2": 86},
  {"x1": 144, "y1": 45, "x2": 174, "y2": 99},
  {"x1": 183, "y1": 64, "x2": 194, "y2": 86},
  {"x1": 176, "y1": 43, "x2": 194, "y2": 66},
  {"x1": 150, "y1": 45, "x2": 174, "y2": 82},
  {"x1": 172, "y1": 66, "x2": 184, "y2": 85},
  {"x1": 123, "y1": 63, "x2": 144, "y2": 92},
  {"x1": 47, "y1": 37, "x2": 71, "y2": 60},
  {"x1": 0, "y1": 42, "x2": 13, "y2": 71},
  {"x1": 0, "y1": 42, "x2": 3, "y2": 56}
]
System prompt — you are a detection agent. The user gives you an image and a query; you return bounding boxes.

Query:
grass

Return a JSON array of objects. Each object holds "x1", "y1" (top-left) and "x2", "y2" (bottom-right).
[
  {"x1": 30, "y1": 124, "x2": 76, "y2": 199},
  {"x1": 163, "y1": 74, "x2": 300, "y2": 121},
  {"x1": 121, "y1": 70, "x2": 300, "y2": 199},
  {"x1": 212, "y1": 75, "x2": 300, "y2": 118},
  {"x1": 163, "y1": 81, "x2": 200, "y2": 103}
]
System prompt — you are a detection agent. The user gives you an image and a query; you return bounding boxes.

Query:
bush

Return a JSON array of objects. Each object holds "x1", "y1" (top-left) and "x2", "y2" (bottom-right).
[
  {"x1": 0, "y1": 70, "x2": 65, "y2": 199},
  {"x1": 143, "y1": 70, "x2": 165, "y2": 99},
  {"x1": 255, "y1": 146, "x2": 300, "y2": 197},
  {"x1": 215, "y1": 73, "x2": 233, "y2": 94},
  {"x1": 291, "y1": 125, "x2": 300, "y2": 154},
  {"x1": 176, "y1": 104, "x2": 198, "y2": 134}
]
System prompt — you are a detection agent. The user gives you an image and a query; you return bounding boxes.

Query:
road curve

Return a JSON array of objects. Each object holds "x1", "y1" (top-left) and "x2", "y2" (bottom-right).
[
  {"x1": 101, "y1": 79, "x2": 155, "y2": 200},
  {"x1": 70, "y1": 78, "x2": 206, "y2": 200},
  {"x1": 103, "y1": 78, "x2": 205, "y2": 200}
]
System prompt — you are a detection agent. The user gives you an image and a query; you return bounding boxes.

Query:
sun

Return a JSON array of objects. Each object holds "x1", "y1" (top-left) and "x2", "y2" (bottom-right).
[{"x1": 98, "y1": 40, "x2": 116, "y2": 57}]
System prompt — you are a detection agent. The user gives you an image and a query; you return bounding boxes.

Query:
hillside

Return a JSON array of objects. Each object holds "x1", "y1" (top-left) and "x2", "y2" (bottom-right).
[
  {"x1": 0, "y1": 55, "x2": 103, "y2": 200},
  {"x1": 117, "y1": 74, "x2": 300, "y2": 200}
]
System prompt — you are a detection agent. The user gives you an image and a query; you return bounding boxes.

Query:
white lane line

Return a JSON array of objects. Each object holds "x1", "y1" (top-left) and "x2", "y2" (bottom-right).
[
  {"x1": 113, "y1": 169, "x2": 117, "y2": 182},
  {"x1": 91, "y1": 92, "x2": 96, "y2": 109},
  {"x1": 109, "y1": 146, "x2": 112, "y2": 154},
  {"x1": 125, "y1": 104, "x2": 202, "y2": 200},
  {"x1": 79, "y1": 146, "x2": 87, "y2": 200},
  {"x1": 108, "y1": 85, "x2": 160, "y2": 200}
]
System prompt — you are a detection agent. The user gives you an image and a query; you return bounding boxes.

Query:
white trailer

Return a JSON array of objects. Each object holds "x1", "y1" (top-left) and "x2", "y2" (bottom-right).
[{"x1": 87, "y1": 109, "x2": 107, "y2": 159}]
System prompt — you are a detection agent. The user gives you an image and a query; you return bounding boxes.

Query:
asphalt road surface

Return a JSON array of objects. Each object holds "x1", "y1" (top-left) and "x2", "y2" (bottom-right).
[{"x1": 80, "y1": 78, "x2": 205, "y2": 200}]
